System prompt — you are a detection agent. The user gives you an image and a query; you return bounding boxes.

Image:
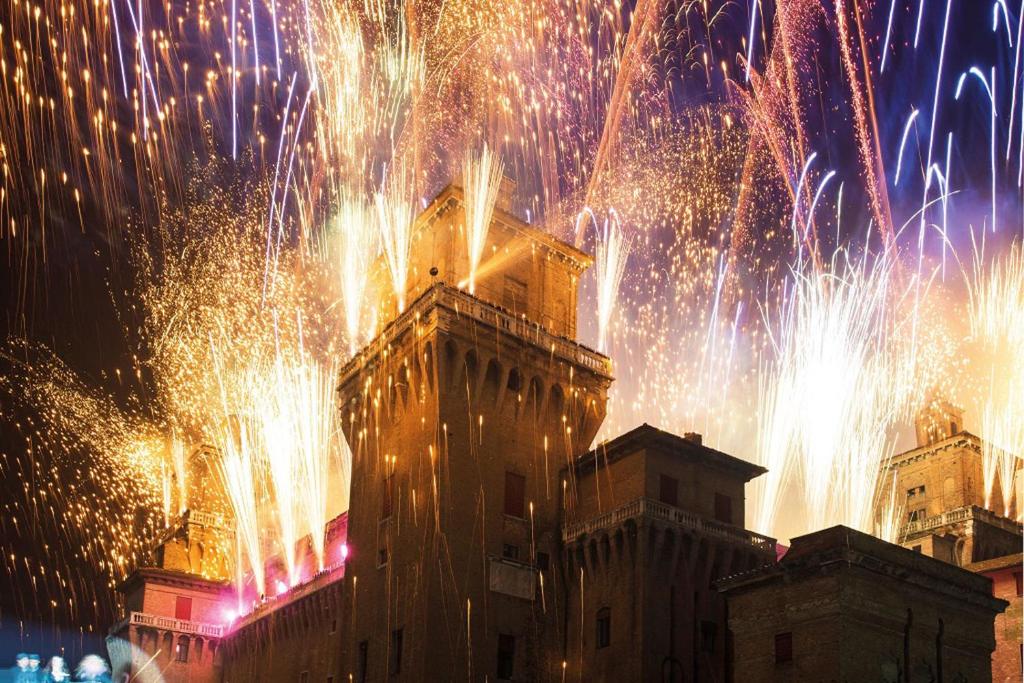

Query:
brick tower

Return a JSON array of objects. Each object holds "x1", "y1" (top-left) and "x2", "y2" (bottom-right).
[
  {"x1": 337, "y1": 182, "x2": 613, "y2": 681},
  {"x1": 108, "y1": 440, "x2": 234, "y2": 683}
]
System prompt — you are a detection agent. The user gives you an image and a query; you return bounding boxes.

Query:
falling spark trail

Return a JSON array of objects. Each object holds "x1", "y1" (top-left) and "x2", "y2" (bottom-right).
[
  {"x1": 745, "y1": 0, "x2": 760, "y2": 82},
  {"x1": 881, "y1": 0, "x2": 898, "y2": 73},
  {"x1": 955, "y1": 67, "x2": 998, "y2": 233},
  {"x1": 895, "y1": 109, "x2": 920, "y2": 186},
  {"x1": 251, "y1": 0, "x2": 261, "y2": 85},
  {"x1": 463, "y1": 144, "x2": 505, "y2": 295}
]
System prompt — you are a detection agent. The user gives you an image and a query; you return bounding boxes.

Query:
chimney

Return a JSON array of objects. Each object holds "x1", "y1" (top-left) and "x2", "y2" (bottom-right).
[{"x1": 683, "y1": 432, "x2": 702, "y2": 446}]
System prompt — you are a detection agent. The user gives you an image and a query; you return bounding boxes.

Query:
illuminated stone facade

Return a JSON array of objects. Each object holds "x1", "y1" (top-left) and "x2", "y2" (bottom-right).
[
  {"x1": 109, "y1": 510, "x2": 233, "y2": 683},
  {"x1": 719, "y1": 526, "x2": 1008, "y2": 682},
  {"x1": 107, "y1": 187, "x2": 1018, "y2": 683},
  {"x1": 876, "y1": 401, "x2": 1023, "y2": 681}
]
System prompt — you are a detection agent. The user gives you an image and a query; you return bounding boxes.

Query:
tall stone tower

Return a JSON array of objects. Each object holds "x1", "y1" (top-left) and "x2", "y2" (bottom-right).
[{"x1": 338, "y1": 183, "x2": 613, "y2": 681}]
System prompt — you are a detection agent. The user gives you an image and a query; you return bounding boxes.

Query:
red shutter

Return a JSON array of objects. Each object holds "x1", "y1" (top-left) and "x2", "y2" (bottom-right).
[
  {"x1": 504, "y1": 472, "x2": 525, "y2": 518},
  {"x1": 175, "y1": 596, "x2": 192, "y2": 621}
]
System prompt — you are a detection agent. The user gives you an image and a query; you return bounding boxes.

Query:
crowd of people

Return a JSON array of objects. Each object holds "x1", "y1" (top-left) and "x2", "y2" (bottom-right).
[{"x1": 4, "y1": 654, "x2": 111, "y2": 682}]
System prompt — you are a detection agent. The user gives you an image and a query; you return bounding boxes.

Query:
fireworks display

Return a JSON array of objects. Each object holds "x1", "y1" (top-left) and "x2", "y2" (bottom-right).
[{"x1": 0, "y1": 0, "x2": 1021, "y2": 650}]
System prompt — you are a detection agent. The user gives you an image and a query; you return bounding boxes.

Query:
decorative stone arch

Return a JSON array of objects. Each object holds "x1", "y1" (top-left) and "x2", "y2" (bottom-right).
[
  {"x1": 443, "y1": 339, "x2": 460, "y2": 390},
  {"x1": 421, "y1": 340, "x2": 435, "y2": 395},
  {"x1": 176, "y1": 635, "x2": 190, "y2": 663},
  {"x1": 526, "y1": 375, "x2": 546, "y2": 423},
  {"x1": 482, "y1": 357, "x2": 503, "y2": 406},
  {"x1": 548, "y1": 383, "x2": 566, "y2": 427},
  {"x1": 463, "y1": 349, "x2": 480, "y2": 400}
]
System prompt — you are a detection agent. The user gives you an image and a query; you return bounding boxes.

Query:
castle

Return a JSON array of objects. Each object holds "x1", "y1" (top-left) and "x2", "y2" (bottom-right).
[{"x1": 107, "y1": 184, "x2": 1020, "y2": 682}]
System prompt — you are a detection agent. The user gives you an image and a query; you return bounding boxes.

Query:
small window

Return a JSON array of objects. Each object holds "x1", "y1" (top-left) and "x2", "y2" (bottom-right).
[
  {"x1": 700, "y1": 620, "x2": 717, "y2": 653},
  {"x1": 504, "y1": 472, "x2": 525, "y2": 518},
  {"x1": 535, "y1": 551, "x2": 550, "y2": 571},
  {"x1": 596, "y1": 607, "x2": 611, "y2": 649},
  {"x1": 907, "y1": 485, "x2": 926, "y2": 498},
  {"x1": 950, "y1": 421, "x2": 959, "y2": 435},
  {"x1": 774, "y1": 632, "x2": 793, "y2": 664},
  {"x1": 908, "y1": 508, "x2": 927, "y2": 522},
  {"x1": 327, "y1": 678, "x2": 334, "y2": 683},
  {"x1": 176, "y1": 635, "x2": 190, "y2": 663},
  {"x1": 299, "y1": 673, "x2": 309, "y2": 683},
  {"x1": 659, "y1": 474, "x2": 678, "y2": 507},
  {"x1": 912, "y1": 545, "x2": 922, "y2": 554},
  {"x1": 330, "y1": 619, "x2": 337, "y2": 634},
  {"x1": 496, "y1": 633, "x2": 516, "y2": 680},
  {"x1": 175, "y1": 596, "x2": 192, "y2": 621},
  {"x1": 382, "y1": 473, "x2": 395, "y2": 519},
  {"x1": 1014, "y1": 571, "x2": 1022, "y2": 597},
  {"x1": 502, "y1": 544, "x2": 520, "y2": 561},
  {"x1": 357, "y1": 641, "x2": 368, "y2": 683},
  {"x1": 378, "y1": 547, "x2": 389, "y2": 567},
  {"x1": 714, "y1": 493, "x2": 732, "y2": 524},
  {"x1": 390, "y1": 629, "x2": 403, "y2": 675}
]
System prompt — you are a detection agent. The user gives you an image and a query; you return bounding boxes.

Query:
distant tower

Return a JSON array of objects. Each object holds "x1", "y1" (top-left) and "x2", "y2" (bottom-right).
[
  {"x1": 914, "y1": 398, "x2": 965, "y2": 447},
  {"x1": 879, "y1": 400, "x2": 1021, "y2": 566},
  {"x1": 338, "y1": 182, "x2": 613, "y2": 681},
  {"x1": 108, "y1": 509, "x2": 233, "y2": 683}
]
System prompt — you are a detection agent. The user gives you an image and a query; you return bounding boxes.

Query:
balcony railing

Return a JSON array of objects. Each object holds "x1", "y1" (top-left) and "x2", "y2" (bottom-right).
[
  {"x1": 901, "y1": 504, "x2": 1024, "y2": 538},
  {"x1": 338, "y1": 283, "x2": 612, "y2": 385},
  {"x1": 562, "y1": 496, "x2": 776, "y2": 553},
  {"x1": 227, "y1": 561, "x2": 346, "y2": 634},
  {"x1": 117, "y1": 611, "x2": 225, "y2": 638}
]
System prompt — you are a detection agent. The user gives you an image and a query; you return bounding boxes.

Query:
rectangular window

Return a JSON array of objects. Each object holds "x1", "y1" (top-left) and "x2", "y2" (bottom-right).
[
  {"x1": 330, "y1": 619, "x2": 337, "y2": 634},
  {"x1": 389, "y1": 629, "x2": 403, "y2": 675},
  {"x1": 504, "y1": 472, "x2": 525, "y2": 518},
  {"x1": 357, "y1": 641, "x2": 368, "y2": 683},
  {"x1": 175, "y1": 596, "x2": 192, "y2": 621},
  {"x1": 774, "y1": 632, "x2": 793, "y2": 664},
  {"x1": 377, "y1": 547, "x2": 389, "y2": 568},
  {"x1": 700, "y1": 620, "x2": 717, "y2": 653},
  {"x1": 596, "y1": 608, "x2": 611, "y2": 649},
  {"x1": 382, "y1": 473, "x2": 395, "y2": 519},
  {"x1": 906, "y1": 484, "x2": 926, "y2": 498},
  {"x1": 535, "y1": 551, "x2": 550, "y2": 572},
  {"x1": 714, "y1": 493, "x2": 732, "y2": 525},
  {"x1": 912, "y1": 545, "x2": 922, "y2": 554},
  {"x1": 659, "y1": 474, "x2": 678, "y2": 507},
  {"x1": 299, "y1": 673, "x2": 309, "y2": 683},
  {"x1": 496, "y1": 633, "x2": 516, "y2": 680},
  {"x1": 502, "y1": 544, "x2": 520, "y2": 561},
  {"x1": 1014, "y1": 571, "x2": 1022, "y2": 597},
  {"x1": 908, "y1": 508, "x2": 927, "y2": 522}
]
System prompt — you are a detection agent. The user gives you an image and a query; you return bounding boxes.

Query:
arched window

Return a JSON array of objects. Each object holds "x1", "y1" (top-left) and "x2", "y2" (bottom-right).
[{"x1": 176, "y1": 635, "x2": 190, "y2": 663}]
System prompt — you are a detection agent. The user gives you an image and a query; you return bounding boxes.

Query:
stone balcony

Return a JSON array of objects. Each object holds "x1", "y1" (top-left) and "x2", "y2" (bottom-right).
[
  {"x1": 901, "y1": 504, "x2": 1024, "y2": 539},
  {"x1": 111, "y1": 611, "x2": 226, "y2": 638},
  {"x1": 562, "y1": 496, "x2": 776, "y2": 553},
  {"x1": 338, "y1": 282, "x2": 612, "y2": 386}
]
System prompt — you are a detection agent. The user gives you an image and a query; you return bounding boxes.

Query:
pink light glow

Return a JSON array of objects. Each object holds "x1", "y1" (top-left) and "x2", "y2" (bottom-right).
[
  {"x1": 275, "y1": 579, "x2": 287, "y2": 596},
  {"x1": 340, "y1": 543, "x2": 349, "y2": 561}
]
